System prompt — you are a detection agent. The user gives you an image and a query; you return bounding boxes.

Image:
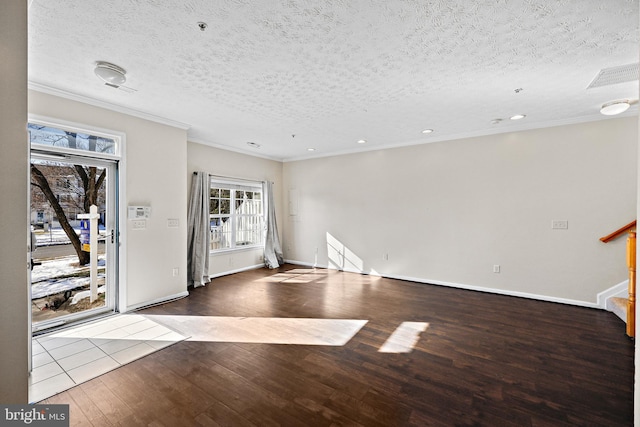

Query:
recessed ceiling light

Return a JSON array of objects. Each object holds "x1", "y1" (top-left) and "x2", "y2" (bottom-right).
[
  {"x1": 491, "y1": 119, "x2": 503, "y2": 125},
  {"x1": 307, "y1": 148, "x2": 316, "y2": 152},
  {"x1": 510, "y1": 114, "x2": 526, "y2": 120},
  {"x1": 246, "y1": 142, "x2": 261, "y2": 148},
  {"x1": 600, "y1": 100, "x2": 631, "y2": 116},
  {"x1": 357, "y1": 139, "x2": 367, "y2": 144},
  {"x1": 421, "y1": 129, "x2": 434, "y2": 134}
]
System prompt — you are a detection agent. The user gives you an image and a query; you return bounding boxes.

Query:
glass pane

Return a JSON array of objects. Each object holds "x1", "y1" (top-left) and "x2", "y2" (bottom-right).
[
  {"x1": 210, "y1": 188, "x2": 219, "y2": 198},
  {"x1": 235, "y1": 190, "x2": 244, "y2": 199},
  {"x1": 210, "y1": 216, "x2": 231, "y2": 250},
  {"x1": 235, "y1": 199, "x2": 243, "y2": 211},
  {"x1": 254, "y1": 192, "x2": 261, "y2": 200},
  {"x1": 235, "y1": 215, "x2": 264, "y2": 246},
  {"x1": 209, "y1": 199, "x2": 219, "y2": 214},
  {"x1": 29, "y1": 123, "x2": 116, "y2": 155},
  {"x1": 220, "y1": 189, "x2": 230, "y2": 198},
  {"x1": 30, "y1": 159, "x2": 109, "y2": 326},
  {"x1": 246, "y1": 192, "x2": 254, "y2": 200},
  {"x1": 220, "y1": 199, "x2": 230, "y2": 214}
]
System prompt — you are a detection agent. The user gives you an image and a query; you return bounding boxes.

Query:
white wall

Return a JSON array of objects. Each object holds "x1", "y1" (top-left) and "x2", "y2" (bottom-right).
[
  {"x1": 187, "y1": 142, "x2": 283, "y2": 277},
  {"x1": 29, "y1": 91, "x2": 189, "y2": 311},
  {"x1": 0, "y1": 0, "x2": 29, "y2": 403},
  {"x1": 283, "y1": 117, "x2": 638, "y2": 305}
]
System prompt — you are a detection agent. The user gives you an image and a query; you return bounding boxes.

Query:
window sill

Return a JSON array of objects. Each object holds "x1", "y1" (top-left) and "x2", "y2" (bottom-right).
[{"x1": 210, "y1": 245, "x2": 264, "y2": 256}]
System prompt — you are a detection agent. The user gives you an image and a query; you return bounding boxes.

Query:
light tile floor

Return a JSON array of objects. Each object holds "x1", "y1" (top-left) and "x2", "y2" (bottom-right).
[{"x1": 30, "y1": 314, "x2": 187, "y2": 403}]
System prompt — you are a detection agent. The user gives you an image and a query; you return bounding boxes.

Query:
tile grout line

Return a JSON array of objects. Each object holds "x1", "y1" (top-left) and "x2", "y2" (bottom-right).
[
  {"x1": 31, "y1": 341, "x2": 74, "y2": 387},
  {"x1": 30, "y1": 316, "x2": 188, "y2": 401}
]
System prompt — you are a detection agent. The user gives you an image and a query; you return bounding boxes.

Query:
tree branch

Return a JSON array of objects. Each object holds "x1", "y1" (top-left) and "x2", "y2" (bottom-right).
[{"x1": 31, "y1": 164, "x2": 89, "y2": 265}]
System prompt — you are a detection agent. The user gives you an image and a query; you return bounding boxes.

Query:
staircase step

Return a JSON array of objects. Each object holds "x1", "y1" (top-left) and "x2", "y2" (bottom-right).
[{"x1": 606, "y1": 297, "x2": 628, "y2": 322}]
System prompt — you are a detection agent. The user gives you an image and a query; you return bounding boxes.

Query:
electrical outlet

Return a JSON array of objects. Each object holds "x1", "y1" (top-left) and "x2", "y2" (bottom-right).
[
  {"x1": 493, "y1": 265, "x2": 500, "y2": 273},
  {"x1": 172, "y1": 268, "x2": 179, "y2": 277},
  {"x1": 167, "y1": 218, "x2": 179, "y2": 228},
  {"x1": 132, "y1": 220, "x2": 146, "y2": 230},
  {"x1": 551, "y1": 220, "x2": 568, "y2": 230}
]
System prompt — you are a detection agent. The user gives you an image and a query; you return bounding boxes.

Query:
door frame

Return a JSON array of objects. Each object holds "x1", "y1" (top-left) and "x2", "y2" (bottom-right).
[
  {"x1": 27, "y1": 115, "x2": 127, "y2": 343},
  {"x1": 30, "y1": 152, "x2": 119, "y2": 332}
]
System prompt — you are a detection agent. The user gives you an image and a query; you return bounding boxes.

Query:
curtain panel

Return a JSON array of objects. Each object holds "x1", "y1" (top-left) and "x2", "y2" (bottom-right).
[
  {"x1": 263, "y1": 180, "x2": 283, "y2": 269},
  {"x1": 187, "y1": 172, "x2": 211, "y2": 287}
]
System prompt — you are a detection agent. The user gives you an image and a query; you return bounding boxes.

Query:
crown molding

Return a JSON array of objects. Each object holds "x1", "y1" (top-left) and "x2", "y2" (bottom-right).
[
  {"x1": 188, "y1": 137, "x2": 285, "y2": 162},
  {"x1": 28, "y1": 81, "x2": 191, "y2": 130},
  {"x1": 282, "y1": 111, "x2": 638, "y2": 162}
]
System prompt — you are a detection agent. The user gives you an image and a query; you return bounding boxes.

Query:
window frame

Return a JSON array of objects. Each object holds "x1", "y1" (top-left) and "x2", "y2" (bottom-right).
[
  {"x1": 209, "y1": 177, "x2": 265, "y2": 254},
  {"x1": 28, "y1": 115, "x2": 123, "y2": 161}
]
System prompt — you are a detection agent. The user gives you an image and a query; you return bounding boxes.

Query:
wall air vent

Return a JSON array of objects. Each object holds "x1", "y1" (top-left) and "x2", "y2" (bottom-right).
[{"x1": 587, "y1": 63, "x2": 639, "y2": 89}]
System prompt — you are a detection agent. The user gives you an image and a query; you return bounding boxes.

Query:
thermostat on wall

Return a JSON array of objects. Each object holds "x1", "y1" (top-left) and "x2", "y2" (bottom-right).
[{"x1": 128, "y1": 206, "x2": 150, "y2": 219}]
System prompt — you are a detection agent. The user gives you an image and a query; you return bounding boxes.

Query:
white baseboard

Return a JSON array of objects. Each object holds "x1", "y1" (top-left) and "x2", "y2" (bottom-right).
[
  {"x1": 283, "y1": 259, "x2": 601, "y2": 309},
  {"x1": 125, "y1": 290, "x2": 190, "y2": 312},
  {"x1": 597, "y1": 280, "x2": 629, "y2": 309},
  {"x1": 284, "y1": 259, "x2": 383, "y2": 276},
  {"x1": 209, "y1": 263, "x2": 264, "y2": 280}
]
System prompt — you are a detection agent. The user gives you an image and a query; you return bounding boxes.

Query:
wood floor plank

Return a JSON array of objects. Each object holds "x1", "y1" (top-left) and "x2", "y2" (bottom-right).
[{"x1": 39, "y1": 265, "x2": 633, "y2": 425}]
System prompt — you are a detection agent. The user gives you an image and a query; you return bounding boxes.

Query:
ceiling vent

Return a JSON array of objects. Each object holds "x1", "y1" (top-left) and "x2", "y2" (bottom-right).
[{"x1": 587, "y1": 63, "x2": 639, "y2": 89}]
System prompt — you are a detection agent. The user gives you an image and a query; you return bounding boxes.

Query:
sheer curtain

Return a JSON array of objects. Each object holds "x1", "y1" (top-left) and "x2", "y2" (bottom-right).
[
  {"x1": 263, "y1": 180, "x2": 283, "y2": 269},
  {"x1": 187, "y1": 172, "x2": 211, "y2": 287}
]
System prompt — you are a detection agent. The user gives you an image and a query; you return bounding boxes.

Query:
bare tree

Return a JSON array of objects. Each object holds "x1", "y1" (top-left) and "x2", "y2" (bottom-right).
[{"x1": 30, "y1": 132, "x2": 107, "y2": 265}]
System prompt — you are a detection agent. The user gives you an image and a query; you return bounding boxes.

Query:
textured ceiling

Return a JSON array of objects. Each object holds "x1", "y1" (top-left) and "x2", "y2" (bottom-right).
[{"x1": 28, "y1": 0, "x2": 639, "y2": 161}]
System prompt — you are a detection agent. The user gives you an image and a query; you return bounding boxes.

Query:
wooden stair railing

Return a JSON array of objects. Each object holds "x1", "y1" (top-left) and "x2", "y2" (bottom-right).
[
  {"x1": 600, "y1": 220, "x2": 636, "y2": 243},
  {"x1": 600, "y1": 220, "x2": 636, "y2": 338}
]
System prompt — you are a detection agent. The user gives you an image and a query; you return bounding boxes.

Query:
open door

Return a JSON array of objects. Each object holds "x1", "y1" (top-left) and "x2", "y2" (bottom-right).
[{"x1": 28, "y1": 123, "x2": 120, "y2": 334}]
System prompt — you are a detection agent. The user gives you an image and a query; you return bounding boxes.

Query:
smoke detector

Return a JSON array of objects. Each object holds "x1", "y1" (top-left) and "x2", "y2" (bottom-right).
[
  {"x1": 94, "y1": 61, "x2": 127, "y2": 86},
  {"x1": 600, "y1": 99, "x2": 631, "y2": 116}
]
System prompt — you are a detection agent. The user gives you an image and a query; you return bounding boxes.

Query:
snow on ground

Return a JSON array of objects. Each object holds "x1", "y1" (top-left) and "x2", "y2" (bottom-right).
[
  {"x1": 31, "y1": 256, "x2": 106, "y2": 299},
  {"x1": 31, "y1": 226, "x2": 108, "y2": 299},
  {"x1": 32, "y1": 277, "x2": 90, "y2": 299},
  {"x1": 31, "y1": 256, "x2": 105, "y2": 282},
  {"x1": 70, "y1": 286, "x2": 106, "y2": 305}
]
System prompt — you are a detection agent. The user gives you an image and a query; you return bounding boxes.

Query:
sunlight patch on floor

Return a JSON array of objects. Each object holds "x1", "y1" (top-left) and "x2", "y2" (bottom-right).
[
  {"x1": 48, "y1": 314, "x2": 185, "y2": 341},
  {"x1": 256, "y1": 269, "x2": 328, "y2": 284},
  {"x1": 144, "y1": 315, "x2": 368, "y2": 346},
  {"x1": 378, "y1": 322, "x2": 429, "y2": 353},
  {"x1": 30, "y1": 314, "x2": 187, "y2": 403}
]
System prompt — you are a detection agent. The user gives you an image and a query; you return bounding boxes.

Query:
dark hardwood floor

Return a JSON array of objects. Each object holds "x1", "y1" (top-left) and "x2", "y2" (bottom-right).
[{"x1": 43, "y1": 265, "x2": 634, "y2": 426}]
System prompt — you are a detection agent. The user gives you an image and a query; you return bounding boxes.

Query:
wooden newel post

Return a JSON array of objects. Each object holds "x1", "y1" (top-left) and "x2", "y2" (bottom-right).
[{"x1": 626, "y1": 231, "x2": 636, "y2": 338}]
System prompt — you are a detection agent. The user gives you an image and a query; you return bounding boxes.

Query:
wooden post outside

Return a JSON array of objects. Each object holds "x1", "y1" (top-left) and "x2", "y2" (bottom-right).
[
  {"x1": 626, "y1": 231, "x2": 636, "y2": 338},
  {"x1": 78, "y1": 205, "x2": 100, "y2": 302}
]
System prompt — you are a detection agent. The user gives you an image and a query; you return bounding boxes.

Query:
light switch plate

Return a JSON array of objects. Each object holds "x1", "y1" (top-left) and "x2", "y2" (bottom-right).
[
  {"x1": 132, "y1": 220, "x2": 146, "y2": 230},
  {"x1": 551, "y1": 220, "x2": 568, "y2": 230}
]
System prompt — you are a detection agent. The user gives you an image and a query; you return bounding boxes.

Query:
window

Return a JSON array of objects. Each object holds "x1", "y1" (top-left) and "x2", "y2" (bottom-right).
[
  {"x1": 210, "y1": 178, "x2": 264, "y2": 252},
  {"x1": 28, "y1": 122, "x2": 119, "y2": 156}
]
